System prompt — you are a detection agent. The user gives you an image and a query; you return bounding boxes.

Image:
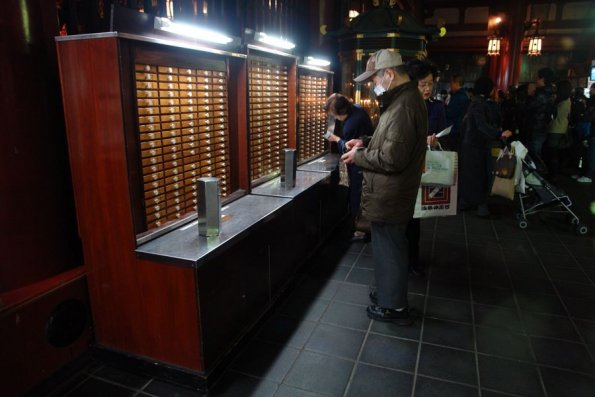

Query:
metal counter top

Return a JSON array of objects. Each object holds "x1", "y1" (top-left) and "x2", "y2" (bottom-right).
[
  {"x1": 298, "y1": 153, "x2": 340, "y2": 173},
  {"x1": 251, "y1": 170, "x2": 329, "y2": 198},
  {"x1": 136, "y1": 155, "x2": 335, "y2": 267},
  {"x1": 136, "y1": 194, "x2": 291, "y2": 267}
]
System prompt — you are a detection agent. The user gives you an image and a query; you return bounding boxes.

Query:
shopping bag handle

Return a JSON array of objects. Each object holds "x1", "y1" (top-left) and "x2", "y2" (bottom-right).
[
  {"x1": 499, "y1": 136, "x2": 512, "y2": 149},
  {"x1": 427, "y1": 142, "x2": 444, "y2": 151}
]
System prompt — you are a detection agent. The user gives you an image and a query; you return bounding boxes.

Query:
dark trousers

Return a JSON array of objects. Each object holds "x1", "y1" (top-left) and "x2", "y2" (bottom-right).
[
  {"x1": 528, "y1": 131, "x2": 548, "y2": 174},
  {"x1": 405, "y1": 218, "x2": 420, "y2": 268},
  {"x1": 371, "y1": 221, "x2": 409, "y2": 309},
  {"x1": 544, "y1": 133, "x2": 564, "y2": 179}
]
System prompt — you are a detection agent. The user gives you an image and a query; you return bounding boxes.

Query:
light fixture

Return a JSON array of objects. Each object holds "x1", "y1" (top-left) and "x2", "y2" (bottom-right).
[
  {"x1": 154, "y1": 17, "x2": 233, "y2": 44},
  {"x1": 348, "y1": 10, "x2": 360, "y2": 20},
  {"x1": 254, "y1": 32, "x2": 295, "y2": 50},
  {"x1": 487, "y1": 37, "x2": 501, "y2": 56},
  {"x1": 527, "y1": 36, "x2": 542, "y2": 56},
  {"x1": 305, "y1": 56, "x2": 330, "y2": 67},
  {"x1": 486, "y1": 15, "x2": 504, "y2": 57},
  {"x1": 524, "y1": 18, "x2": 544, "y2": 57}
]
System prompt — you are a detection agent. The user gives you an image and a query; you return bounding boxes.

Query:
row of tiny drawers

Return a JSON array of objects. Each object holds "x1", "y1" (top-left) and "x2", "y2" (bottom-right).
[
  {"x1": 144, "y1": 174, "x2": 228, "y2": 199},
  {"x1": 140, "y1": 145, "x2": 227, "y2": 161},
  {"x1": 135, "y1": 64, "x2": 225, "y2": 75},
  {"x1": 145, "y1": 180, "x2": 229, "y2": 208},
  {"x1": 137, "y1": 98, "x2": 225, "y2": 107},
  {"x1": 299, "y1": 124, "x2": 326, "y2": 129},
  {"x1": 138, "y1": 111, "x2": 225, "y2": 124},
  {"x1": 141, "y1": 152, "x2": 227, "y2": 174},
  {"x1": 251, "y1": 165, "x2": 280, "y2": 175},
  {"x1": 144, "y1": 169, "x2": 228, "y2": 199},
  {"x1": 136, "y1": 81, "x2": 225, "y2": 90},
  {"x1": 136, "y1": 90, "x2": 226, "y2": 99},
  {"x1": 299, "y1": 89, "x2": 327, "y2": 94},
  {"x1": 142, "y1": 156, "x2": 227, "y2": 178},
  {"x1": 140, "y1": 136, "x2": 226, "y2": 150},
  {"x1": 138, "y1": 120, "x2": 225, "y2": 132},
  {"x1": 139, "y1": 129, "x2": 226, "y2": 141},
  {"x1": 135, "y1": 73, "x2": 224, "y2": 83},
  {"x1": 138, "y1": 113, "x2": 225, "y2": 125},
  {"x1": 144, "y1": 190, "x2": 225, "y2": 214}
]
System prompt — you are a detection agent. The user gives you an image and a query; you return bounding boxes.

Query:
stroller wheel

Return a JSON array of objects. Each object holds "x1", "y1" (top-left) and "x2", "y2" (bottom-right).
[
  {"x1": 575, "y1": 224, "x2": 589, "y2": 236},
  {"x1": 518, "y1": 219, "x2": 528, "y2": 230}
]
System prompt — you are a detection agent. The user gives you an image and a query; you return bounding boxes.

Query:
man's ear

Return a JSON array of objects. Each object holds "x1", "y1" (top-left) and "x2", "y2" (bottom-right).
[{"x1": 385, "y1": 68, "x2": 396, "y2": 80}]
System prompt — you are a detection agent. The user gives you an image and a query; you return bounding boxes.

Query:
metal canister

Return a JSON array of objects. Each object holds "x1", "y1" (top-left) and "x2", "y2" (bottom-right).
[
  {"x1": 280, "y1": 148, "x2": 297, "y2": 188},
  {"x1": 196, "y1": 177, "x2": 220, "y2": 237}
]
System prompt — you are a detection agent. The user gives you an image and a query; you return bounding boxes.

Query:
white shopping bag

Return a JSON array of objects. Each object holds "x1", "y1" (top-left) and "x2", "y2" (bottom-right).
[
  {"x1": 511, "y1": 141, "x2": 528, "y2": 194},
  {"x1": 414, "y1": 177, "x2": 458, "y2": 218},
  {"x1": 421, "y1": 149, "x2": 457, "y2": 186}
]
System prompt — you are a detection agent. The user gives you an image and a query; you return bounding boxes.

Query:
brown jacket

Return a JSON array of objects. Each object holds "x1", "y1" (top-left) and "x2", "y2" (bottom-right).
[{"x1": 354, "y1": 81, "x2": 428, "y2": 224}]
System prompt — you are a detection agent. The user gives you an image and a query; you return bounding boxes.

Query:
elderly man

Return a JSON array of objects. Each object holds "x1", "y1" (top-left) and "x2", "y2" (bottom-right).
[{"x1": 342, "y1": 49, "x2": 427, "y2": 324}]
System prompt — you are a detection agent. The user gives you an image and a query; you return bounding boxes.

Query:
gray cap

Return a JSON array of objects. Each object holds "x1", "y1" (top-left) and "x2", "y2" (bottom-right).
[{"x1": 353, "y1": 49, "x2": 403, "y2": 83}]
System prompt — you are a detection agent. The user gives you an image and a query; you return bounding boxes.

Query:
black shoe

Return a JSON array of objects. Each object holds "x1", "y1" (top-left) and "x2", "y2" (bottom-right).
[
  {"x1": 369, "y1": 290, "x2": 378, "y2": 305},
  {"x1": 350, "y1": 234, "x2": 366, "y2": 243},
  {"x1": 366, "y1": 305, "x2": 414, "y2": 325},
  {"x1": 369, "y1": 292, "x2": 419, "y2": 316},
  {"x1": 476, "y1": 205, "x2": 491, "y2": 218},
  {"x1": 457, "y1": 200, "x2": 473, "y2": 211},
  {"x1": 409, "y1": 265, "x2": 426, "y2": 277},
  {"x1": 350, "y1": 232, "x2": 371, "y2": 243}
]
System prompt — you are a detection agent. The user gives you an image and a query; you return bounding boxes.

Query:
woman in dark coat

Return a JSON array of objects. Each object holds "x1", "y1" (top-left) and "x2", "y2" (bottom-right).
[
  {"x1": 324, "y1": 93, "x2": 374, "y2": 238},
  {"x1": 404, "y1": 59, "x2": 447, "y2": 276},
  {"x1": 459, "y1": 77, "x2": 513, "y2": 217}
]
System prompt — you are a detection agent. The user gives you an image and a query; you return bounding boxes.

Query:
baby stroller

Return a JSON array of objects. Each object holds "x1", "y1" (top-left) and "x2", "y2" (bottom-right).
[{"x1": 516, "y1": 153, "x2": 588, "y2": 235}]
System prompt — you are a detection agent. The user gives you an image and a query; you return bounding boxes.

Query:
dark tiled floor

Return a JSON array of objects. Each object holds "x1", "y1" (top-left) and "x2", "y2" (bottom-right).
[{"x1": 36, "y1": 175, "x2": 595, "y2": 396}]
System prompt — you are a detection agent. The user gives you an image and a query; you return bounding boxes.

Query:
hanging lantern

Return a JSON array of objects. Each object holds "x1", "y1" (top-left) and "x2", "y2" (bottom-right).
[
  {"x1": 524, "y1": 18, "x2": 544, "y2": 56},
  {"x1": 487, "y1": 37, "x2": 501, "y2": 56},
  {"x1": 527, "y1": 36, "x2": 542, "y2": 56}
]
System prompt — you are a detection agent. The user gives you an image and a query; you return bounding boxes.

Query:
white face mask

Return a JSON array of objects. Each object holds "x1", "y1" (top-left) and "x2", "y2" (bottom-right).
[
  {"x1": 373, "y1": 73, "x2": 391, "y2": 97},
  {"x1": 374, "y1": 83, "x2": 386, "y2": 97}
]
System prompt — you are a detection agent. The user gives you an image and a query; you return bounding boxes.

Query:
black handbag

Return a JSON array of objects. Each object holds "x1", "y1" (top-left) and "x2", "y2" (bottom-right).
[{"x1": 494, "y1": 146, "x2": 516, "y2": 179}]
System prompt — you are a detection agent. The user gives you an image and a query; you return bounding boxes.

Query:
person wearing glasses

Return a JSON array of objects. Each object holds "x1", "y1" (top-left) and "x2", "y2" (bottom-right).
[{"x1": 403, "y1": 59, "x2": 447, "y2": 277}]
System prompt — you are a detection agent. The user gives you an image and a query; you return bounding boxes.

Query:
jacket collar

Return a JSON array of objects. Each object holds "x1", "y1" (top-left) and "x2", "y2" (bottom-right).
[{"x1": 378, "y1": 80, "x2": 416, "y2": 113}]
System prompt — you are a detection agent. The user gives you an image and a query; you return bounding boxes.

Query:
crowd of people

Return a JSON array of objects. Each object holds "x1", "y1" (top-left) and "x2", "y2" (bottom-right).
[{"x1": 325, "y1": 48, "x2": 595, "y2": 326}]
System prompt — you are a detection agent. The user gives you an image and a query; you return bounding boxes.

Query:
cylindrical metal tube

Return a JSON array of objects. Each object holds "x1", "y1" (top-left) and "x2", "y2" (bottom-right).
[{"x1": 196, "y1": 177, "x2": 220, "y2": 237}]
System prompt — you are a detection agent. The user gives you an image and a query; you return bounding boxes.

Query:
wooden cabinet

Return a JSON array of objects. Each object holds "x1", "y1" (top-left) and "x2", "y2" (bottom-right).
[
  {"x1": 56, "y1": 32, "x2": 343, "y2": 389},
  {"x1": 297, "y1": 67, "x2": 333, "y2": 163},
  {"x1": 197, "y1": 231, "x2": 269, "y2": 368},
  {"x1": 55, "y1": 33, "x2": 248, "y2": 381}
]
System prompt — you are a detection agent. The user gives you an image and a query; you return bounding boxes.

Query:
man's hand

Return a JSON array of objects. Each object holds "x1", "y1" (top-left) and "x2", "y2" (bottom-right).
[
  {"x1": 501, "y1": 130, "x2": 513, "y2": 139},
  {"x1": 341, "y1": 146, "x2": 358, "y2": 164},
  {"x1": 427, "y1": 134, "x2": 438, "y2": 147},
  {"x1": 327, "y1": 133, "x2": 340, "y2": 143},
  {"x1": 345, "y1": 138, "x2": 364, "y2": 150}
]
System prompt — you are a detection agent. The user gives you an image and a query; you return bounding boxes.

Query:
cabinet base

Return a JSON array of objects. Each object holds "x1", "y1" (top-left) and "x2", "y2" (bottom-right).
[{"x1": 92, "y1": 346, "x2": 214, "y2": 391}]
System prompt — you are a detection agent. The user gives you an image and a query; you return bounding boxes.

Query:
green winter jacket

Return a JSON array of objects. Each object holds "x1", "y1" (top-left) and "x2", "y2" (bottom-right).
[
  {"x1": 548, "y1": 98, "x2": 570, "y2": 135},
  {"x1": 353, "y1": 81, "x2": 428, "y2": 224}
]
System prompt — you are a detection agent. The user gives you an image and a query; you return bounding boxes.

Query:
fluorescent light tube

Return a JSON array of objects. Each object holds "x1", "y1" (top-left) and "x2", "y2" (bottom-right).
[
  {"x1": 154, "y1": 17, "x2": 233, "y2": 45},
  {"x1": 305, "y1": 56, "x2": 330, "y2": 67},
  {"x1": 254, "y1": 32, "x2": 295, "y2": 50}
]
